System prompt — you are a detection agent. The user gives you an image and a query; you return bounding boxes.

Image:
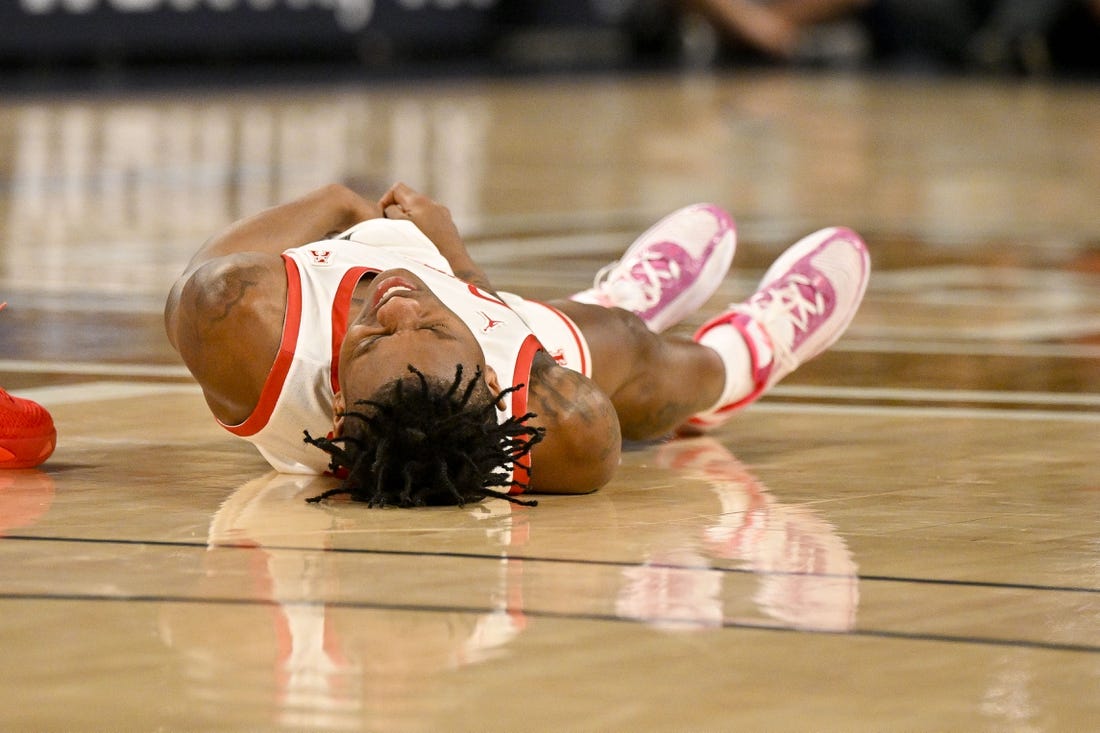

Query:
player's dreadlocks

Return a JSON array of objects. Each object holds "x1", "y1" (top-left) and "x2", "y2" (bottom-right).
[{"x1": 303, "y1": 363, "x2": 544, "y2": 507}]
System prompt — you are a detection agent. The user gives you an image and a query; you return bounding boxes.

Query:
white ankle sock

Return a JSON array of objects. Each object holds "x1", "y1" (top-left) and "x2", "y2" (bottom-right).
[{"x1": 697, "y1": 322, "x2": 765, "y2": 413}]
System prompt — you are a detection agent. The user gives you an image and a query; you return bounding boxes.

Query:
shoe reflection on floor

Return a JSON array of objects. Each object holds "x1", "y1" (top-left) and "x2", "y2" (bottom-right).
[
  {"x1": 0, "y1": 469, "x2": 56, "y2": 536},
  {"x1": 616, "y1": 437, "x2": 859, "y2": 633}
]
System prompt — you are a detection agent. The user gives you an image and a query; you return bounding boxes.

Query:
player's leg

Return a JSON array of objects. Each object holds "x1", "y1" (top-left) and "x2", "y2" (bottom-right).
[
  {"x1": 551, "y1": 300, "x2": 727, "y2": 440},
  {"x1": 551, "y1": 225, "x2": 871, "y2": 439}
]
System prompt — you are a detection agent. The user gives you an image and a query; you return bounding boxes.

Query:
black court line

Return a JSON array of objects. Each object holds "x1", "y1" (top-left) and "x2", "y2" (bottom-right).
[
  {"x1": 4, "y1": 533, "x2": 1100, "y2": 596},
  {"x1": 0, "y1": 589, "x2": 1097, "y2": 656}
]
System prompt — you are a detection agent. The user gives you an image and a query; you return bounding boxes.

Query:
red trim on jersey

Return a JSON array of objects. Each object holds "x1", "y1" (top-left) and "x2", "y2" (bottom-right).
[
  {"x1": 222, "y1": 256, "x2": 302, "y2": 437},
  {"x1": 509, "y1": 335, "x2": 542, "y2": 494},
  {"x1": 329, "y1": 267, "x2": 378, "y2": 394},
  {"x1": 531, "y1": 300, "x2": 588, "y2": 376}
]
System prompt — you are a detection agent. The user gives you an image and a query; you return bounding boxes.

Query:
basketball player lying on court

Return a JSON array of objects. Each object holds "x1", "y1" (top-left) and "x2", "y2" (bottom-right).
[{"x1": 165, "y1": 183, "x2": 870, "y2": 507}]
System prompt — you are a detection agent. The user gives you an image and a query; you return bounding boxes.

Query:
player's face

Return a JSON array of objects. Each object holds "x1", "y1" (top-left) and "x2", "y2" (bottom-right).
[{"x1": 334, "y1": 269, "x2": 492, "y2": 427}]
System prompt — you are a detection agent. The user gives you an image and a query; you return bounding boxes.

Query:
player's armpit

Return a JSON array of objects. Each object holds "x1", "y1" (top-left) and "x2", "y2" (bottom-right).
[{"x1": 525, "y1": 359, "x2": 622, "y2": 494}]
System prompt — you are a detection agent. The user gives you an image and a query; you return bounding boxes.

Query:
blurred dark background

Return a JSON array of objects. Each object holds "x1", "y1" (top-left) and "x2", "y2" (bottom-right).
[{"x1": 2, "y1": 0, "x2": 1098, "y2": 88}]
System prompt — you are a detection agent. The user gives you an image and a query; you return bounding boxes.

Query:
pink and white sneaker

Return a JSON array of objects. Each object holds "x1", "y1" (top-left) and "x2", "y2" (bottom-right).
[
  {"x1": 571, "y1": 204, "x2": 736, "y2": 333},
  {"x1": 685, "y1": 227, "x2": 870, "y2": 431}
]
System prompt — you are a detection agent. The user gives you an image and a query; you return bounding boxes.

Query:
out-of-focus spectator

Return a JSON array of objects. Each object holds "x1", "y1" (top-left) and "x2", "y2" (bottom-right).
[
  {"x1": 653, "y1": 0, "x2": 1100, "y2": 75},
  {"x1": 670, "y1": 0, "x2": 872, "y2": 63}
]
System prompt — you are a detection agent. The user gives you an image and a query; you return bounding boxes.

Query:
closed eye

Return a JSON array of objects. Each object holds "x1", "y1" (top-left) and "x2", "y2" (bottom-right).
[{"x1": 352, "y1": 322, "x2": 457, "y2": 357}]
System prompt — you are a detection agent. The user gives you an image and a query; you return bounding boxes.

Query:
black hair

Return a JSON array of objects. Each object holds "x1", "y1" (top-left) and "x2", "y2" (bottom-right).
[{"x1": 303, "y1": 364, "x2": 544, "y2": 507}]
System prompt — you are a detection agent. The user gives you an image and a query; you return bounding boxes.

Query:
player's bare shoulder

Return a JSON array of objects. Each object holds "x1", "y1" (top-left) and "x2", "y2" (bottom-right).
[
  {"x1": 167, "y1": 252, "x2": 285, "y2": 347},
  {"x1": 165, "y1": 252, "x2": 288, "y2": 423}
]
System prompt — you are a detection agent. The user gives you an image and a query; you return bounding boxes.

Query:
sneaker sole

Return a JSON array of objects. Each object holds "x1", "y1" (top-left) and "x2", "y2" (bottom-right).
[{"x1": 0, "y1": 430, "x2": 57, "y2": 469}]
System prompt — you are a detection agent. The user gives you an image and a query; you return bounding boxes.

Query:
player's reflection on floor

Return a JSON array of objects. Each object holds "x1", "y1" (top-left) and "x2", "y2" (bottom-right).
[
  {"x1": 157, "y1": 472, "x2": 529, "y2": 730},
  {"x1": 616, "y1": 437, "x2": 859, "y2": 633}
]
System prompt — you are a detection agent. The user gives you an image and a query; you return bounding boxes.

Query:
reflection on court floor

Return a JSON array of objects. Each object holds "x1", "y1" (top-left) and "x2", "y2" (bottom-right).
[{"x1": 2, "y1": 72, "x2": 1099, "y2": 731}]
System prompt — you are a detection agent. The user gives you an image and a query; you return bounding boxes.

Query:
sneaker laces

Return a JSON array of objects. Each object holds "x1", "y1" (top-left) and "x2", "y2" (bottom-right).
[
  {"x1": 591, "y1": 249, "x2": 682, "y2": 311},
  {"x1": 732, "y1": 274, "x2": 826, "y2": 375}
]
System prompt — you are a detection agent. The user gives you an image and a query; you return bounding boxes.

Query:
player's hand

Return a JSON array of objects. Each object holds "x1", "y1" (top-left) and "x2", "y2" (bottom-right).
[
  {"x1": 378, "y1": 182, "x2": 464, "y2": 254},
  {"x1": 379, "y1": 182, "x2": 496, "y2": 294},
  {"x1": 318, "y1": 184, "x2": 384, "y2": 238}
]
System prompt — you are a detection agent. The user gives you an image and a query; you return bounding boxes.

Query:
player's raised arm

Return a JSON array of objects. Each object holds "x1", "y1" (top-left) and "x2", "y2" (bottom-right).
[
  {"x1": 181, "y1": 183, "x2": 383, "y2": 273},
  {"x1": 165, "y1": 183, "x2": 382, "y2": 346}
]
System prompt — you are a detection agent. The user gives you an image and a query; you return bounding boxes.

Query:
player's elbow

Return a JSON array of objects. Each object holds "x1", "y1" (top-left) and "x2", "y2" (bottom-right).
[
  {"x1": 529, "y1": 392, "x2": 622, "y2": 495},
  {"x1": 562, "y1": 425, "x2": 621, "y2": 494},
  {"x1": 585, "y1": 401, "x2": 623, "y2": 490}
]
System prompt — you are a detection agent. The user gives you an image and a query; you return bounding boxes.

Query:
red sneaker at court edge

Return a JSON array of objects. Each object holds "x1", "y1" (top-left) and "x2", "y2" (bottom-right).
[
  {"x1": 0, "y1": 388, "x2": 55, "y2": 469},
  {"x1": 0, "y1": 302, "x2": 56, "y2": 468}
]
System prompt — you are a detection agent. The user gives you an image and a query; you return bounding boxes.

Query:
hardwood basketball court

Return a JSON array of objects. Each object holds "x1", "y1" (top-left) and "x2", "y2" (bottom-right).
[{"x1": 1, "y1": 70, "x2": 1098, "y2": 731}]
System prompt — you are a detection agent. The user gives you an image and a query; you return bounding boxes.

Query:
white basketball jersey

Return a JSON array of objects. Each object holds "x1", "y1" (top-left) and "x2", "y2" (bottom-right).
[{"x1": 218, "y1": 218, "x2": 590, "y2": 494}]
